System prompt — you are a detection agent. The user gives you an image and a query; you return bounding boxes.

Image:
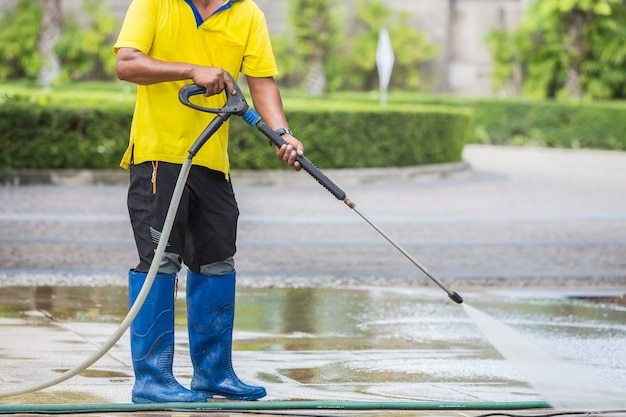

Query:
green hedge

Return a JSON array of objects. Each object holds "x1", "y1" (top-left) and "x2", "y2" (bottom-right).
[
  {"x1": 469, "y1": 99, "x2": 626, "y2": 150},
  {"x1": 362, "y1": 94, "x2": 626, "y2": 150},
  {"x1": 0, "y1": 97, "x2": 471, "y2": 169},
  {"x1": 0, "y1": 99, "x2": 132, "y2": 169},
  {"x1": 301, "y1": 92, "x2": 626, "y2": 151}
]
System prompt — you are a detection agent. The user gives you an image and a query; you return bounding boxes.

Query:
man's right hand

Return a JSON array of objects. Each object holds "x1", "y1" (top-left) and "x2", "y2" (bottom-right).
[
  {"x1": 190, "y1": 66, "x2": 237, "y2": 97},
  {"x1": 115, "y1": 48, "x2": 236, "y2": 96}
]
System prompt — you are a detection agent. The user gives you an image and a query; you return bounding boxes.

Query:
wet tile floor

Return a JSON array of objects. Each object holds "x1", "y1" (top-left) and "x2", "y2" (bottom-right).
[{"x1": 0, "y1": 285, "x2": 624, "y2": 414}]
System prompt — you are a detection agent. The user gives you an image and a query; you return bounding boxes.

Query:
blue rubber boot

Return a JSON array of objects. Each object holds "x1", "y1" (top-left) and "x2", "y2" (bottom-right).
[
  {"x1": 129, "y1": 270, "x2": 208, "y2": 403},
  {"x1": 186, "y1": 270, "x2": 267, "y2": 400}
]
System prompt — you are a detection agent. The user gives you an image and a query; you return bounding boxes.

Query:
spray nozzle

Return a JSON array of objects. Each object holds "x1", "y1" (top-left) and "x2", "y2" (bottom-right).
[{"x1": 449, "y1": 292, "x2": 464, "y2": 304}]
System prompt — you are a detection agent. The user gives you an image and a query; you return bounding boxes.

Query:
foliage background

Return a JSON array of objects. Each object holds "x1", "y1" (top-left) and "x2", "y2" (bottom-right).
[
  {"x1": 0, "y1": 1, "x2": 43, "y2": 81},
  {"x1": 273, "y1": 0, "x2": 437, "y2": 93},
  {"x1": 0, "y1": 0, "x2": 117, "y2": 84},
  {"x1": 0, "y1": 0, "x2": 437, "y2": 94},
  {"x1": 488, "y1": 0, "x2": 626, "y2": 99}
]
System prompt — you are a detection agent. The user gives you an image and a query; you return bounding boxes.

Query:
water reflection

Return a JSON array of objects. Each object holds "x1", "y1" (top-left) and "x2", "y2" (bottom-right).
[
  {"x1": 283, "y1": 288, "x2": 316, "y2": 334},
  {"x1": 34, "y1": 286, "x2": 54, "y2": 313},
  {"x1": 569, "y1": 294, "x2": 626, "y2": 308},
  {"x1": 0, "y1": 286, "x2": 127, "y2": 322},
  {"x1": 235, "y1": 288, "x2": 381, "y2": 351}
]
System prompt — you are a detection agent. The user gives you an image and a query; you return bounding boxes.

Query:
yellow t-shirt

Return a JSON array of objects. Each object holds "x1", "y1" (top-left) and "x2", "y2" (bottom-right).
[{"x1": 113, "y1": 0, "x2": 278, "y2": 174}]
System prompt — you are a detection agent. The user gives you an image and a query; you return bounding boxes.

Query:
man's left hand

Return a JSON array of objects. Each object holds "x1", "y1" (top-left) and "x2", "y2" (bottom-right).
[{"x1": 275, "y1": 134, "x2": 304, "y2": 171}]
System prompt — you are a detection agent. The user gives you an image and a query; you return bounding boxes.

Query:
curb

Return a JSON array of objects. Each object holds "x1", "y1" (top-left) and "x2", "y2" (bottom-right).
[{"x1": 0, "y1": 161, "x2": 471, "y2": 186}]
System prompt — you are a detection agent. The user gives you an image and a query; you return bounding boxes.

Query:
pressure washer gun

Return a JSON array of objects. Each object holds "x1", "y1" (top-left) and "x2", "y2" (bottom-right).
[{"x1": 179, "y1": 73, "x2": 463, "y2": 304}]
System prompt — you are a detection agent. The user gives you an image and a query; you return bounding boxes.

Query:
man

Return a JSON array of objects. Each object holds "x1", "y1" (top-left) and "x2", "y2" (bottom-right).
[{"x1": 114, "y1": 0, "x2": 303, "y2": 403}]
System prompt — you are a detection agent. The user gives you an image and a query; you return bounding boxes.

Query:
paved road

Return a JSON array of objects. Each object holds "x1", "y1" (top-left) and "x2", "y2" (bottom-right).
[{"x1": 1, "y1": 145, "x2": 626, "y2": 289}]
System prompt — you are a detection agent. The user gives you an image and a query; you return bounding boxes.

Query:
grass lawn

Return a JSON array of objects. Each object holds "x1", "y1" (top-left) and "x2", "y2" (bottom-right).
[{"x1": 0, "y1": 81, "x2": 137, "y2": 109}]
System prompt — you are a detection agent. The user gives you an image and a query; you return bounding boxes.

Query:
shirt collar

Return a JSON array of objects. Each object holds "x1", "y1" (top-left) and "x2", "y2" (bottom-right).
[{"x1": 184, "y1": 0, "x2": 234, "y2": 28}]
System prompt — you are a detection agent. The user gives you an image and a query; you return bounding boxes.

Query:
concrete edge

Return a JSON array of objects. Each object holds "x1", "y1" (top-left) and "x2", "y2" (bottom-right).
[{"x1": 0, "y1": 161, "x2": 471, "y2": 187}]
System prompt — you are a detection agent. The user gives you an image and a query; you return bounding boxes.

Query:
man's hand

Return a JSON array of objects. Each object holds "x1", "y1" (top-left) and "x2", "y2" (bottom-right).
[
  {"x1": 190, "y1": 66, "x2": 236, "y2": 96},
  {"x1": 275, "y1": 134, "x2": 304, "y2": 171},
  {"x1": 115, "y1": 48, "x2": 237, "y2": 94},
  {"x1": 246, "y1": 76, "x2": 303, "y2": 171}
]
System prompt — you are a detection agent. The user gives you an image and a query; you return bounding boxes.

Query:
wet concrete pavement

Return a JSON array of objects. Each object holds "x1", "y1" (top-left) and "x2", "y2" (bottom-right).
[
  {"x1": 0, "y1": 285, "x2": 624, "y2": 415},
  {"x1": 1, "y1": 145, "x2": 626, "y2": 414}
]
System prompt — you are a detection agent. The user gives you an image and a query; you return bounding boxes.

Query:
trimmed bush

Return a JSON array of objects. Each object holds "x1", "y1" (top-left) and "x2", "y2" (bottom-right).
[
  {"x1": 302, "y1": 92, "x2": 626, "y2": 151},
  {"x1": 356, "y1": 95, "x2": 626, "y2": 150},
  {"x1": 0, "y1": 98, "x2": 131, "y2": 169},
  {"x1": 230, "y1": 108, "x2": 471, "y2": 169},
  {"x1": 0, "y1": 96, "x2": 471, "y2": 169},
  {"x1": 469, "y1": 99, "x2": 626, "y2": 150}
]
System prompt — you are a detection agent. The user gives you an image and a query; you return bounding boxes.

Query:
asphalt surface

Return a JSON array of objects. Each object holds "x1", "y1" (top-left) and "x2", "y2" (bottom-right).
[{"x1": 1, "y1": 144, "x2": 625, "y2": 289}]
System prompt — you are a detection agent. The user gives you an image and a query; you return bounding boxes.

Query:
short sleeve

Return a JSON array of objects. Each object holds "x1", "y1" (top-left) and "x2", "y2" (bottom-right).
[
  {"x1": 241, "y1": 7, "x2": 278, "y2": 77},
  {"x1": 113, "y1": 0, "x2": 158, "y2": 55}
]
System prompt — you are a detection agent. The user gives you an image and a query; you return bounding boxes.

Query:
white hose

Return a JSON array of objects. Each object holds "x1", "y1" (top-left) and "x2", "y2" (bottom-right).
[{"x1": 0, "y1": 158, "x2": 193, "y2": 398}]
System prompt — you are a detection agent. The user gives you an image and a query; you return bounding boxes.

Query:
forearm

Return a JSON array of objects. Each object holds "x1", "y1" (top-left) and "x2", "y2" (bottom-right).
[
  {"x1": 247, "y1": 75, "x2": 304, "y2": 170},
  {"x1": 116, "y1": 47, "x2": 195, "y2": 85},
  {"x1": 247, "y1": 76, "x2": 289, "y2": 130}
]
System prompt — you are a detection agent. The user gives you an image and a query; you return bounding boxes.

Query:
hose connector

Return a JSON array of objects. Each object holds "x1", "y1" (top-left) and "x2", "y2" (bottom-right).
[{"x1": 242, "y1": 109, "x2": 261, "y2": 126}]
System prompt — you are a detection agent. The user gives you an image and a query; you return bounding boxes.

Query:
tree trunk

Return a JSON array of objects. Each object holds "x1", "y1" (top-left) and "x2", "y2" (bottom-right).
[
  {"x1": 305, "y1": 58, "x2": 326, "y2": 96},
  {"x1": 565, "y1": 68, "x2": 583, "y2": 98},
  {"x1": 38, "y1": 0, "x2": 63, "y2": 87},
  {"x1": 563, "y1": 11, "x2": 590, "y2": 98}
]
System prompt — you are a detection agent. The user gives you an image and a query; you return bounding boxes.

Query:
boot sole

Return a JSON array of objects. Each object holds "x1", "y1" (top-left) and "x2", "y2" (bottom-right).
[
  {"x1": 132, "y1": 395, "x2": 209, "y2": 403},
  {"x1": 198, "y1": 390, "x2": 266, "y2": 401}
]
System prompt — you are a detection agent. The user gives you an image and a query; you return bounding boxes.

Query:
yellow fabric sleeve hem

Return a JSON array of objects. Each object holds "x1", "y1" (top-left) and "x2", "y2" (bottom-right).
[{"x1": 242, "y1": 69, "x2": 279, "y2": 78}]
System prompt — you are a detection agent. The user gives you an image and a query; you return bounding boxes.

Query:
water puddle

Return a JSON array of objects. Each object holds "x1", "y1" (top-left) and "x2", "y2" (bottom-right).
[
  {"x1": 0, "y1": 286, "x2": 127, "y2": 321},
  {"x1": 0, "y1": 285, "x2": 624, "y2": 405}
]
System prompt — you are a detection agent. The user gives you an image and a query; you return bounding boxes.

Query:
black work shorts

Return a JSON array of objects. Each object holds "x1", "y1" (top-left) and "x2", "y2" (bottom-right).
[{"x1": 127, "y1": 161, "x2": 239, "y2": 273}]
